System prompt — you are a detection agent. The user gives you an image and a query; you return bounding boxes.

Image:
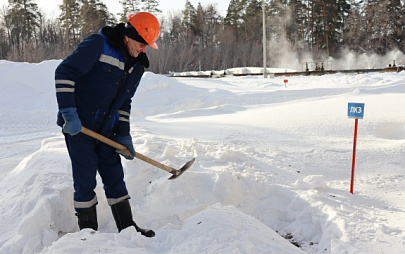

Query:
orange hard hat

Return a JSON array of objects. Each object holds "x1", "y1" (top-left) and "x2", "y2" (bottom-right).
[{"x1": 127, "y1": 12, "x2": 160, "y2": 49}]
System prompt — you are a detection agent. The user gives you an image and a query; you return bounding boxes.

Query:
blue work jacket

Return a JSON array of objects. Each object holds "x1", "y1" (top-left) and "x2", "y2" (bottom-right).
[{"x1": 55, "y1": 29, "x2": 144, "y2": 137}]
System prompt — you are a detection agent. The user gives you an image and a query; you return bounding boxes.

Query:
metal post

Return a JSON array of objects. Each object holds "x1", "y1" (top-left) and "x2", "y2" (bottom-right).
[
  {"x1": 262, "y1": 0, "x2": 267, "y2": 78},
  {"x1": 350, "y1": 118, "x2": 359, "y2": 194}
]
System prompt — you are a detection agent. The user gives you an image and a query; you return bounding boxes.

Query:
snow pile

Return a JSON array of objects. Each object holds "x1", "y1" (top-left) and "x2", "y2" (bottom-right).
[{"x1": 0, "y1": 60, "x2": 405, "y2": 253}]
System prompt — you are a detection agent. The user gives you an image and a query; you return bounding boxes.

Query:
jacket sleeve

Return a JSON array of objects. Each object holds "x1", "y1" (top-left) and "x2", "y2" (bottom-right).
[
  {"x1": 114, "y1": 97, "x2": 132, "y2": 137},
  {"x1": 55, "y1": 34, "x2": 104, "y2": 110}
]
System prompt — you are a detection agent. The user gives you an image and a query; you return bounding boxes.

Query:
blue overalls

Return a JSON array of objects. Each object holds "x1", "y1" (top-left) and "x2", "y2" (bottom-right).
[{"x1": 55, "y1": 30, "x2": 144, "y2": 211}]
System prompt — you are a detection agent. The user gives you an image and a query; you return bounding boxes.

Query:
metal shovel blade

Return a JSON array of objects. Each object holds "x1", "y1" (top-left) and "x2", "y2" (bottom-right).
[
  {"x1": 168, "y1": 158, "x2": 196, "y2": 180},
  {"x1": 81, "y1": 127, "x2": 195, "y2": 180}
]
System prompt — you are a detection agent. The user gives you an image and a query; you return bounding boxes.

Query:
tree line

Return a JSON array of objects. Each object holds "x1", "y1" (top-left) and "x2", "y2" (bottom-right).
[{"x1": 0, "y1": 0, "x2": 404, "y2": 73}]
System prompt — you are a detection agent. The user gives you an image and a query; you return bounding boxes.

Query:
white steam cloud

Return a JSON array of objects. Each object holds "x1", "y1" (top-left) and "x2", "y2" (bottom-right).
[{"x1": 267, "y1": 40, "x2": 405, "y2": 72}]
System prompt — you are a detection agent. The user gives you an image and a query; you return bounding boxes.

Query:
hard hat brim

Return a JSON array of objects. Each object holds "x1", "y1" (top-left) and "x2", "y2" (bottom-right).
[{"x1": 150, "y1": 42, "x2": 158, "y2": 49}]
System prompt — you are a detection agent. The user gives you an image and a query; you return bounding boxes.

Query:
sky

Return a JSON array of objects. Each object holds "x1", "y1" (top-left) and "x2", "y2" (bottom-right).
[{"x1": 0, "y1": 0, "x2": 231, "y2": 18}]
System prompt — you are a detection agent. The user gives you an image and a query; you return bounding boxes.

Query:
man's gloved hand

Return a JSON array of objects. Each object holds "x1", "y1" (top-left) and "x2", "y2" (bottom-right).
[
  {"x1": 60, "y1": 107, "x2": 82, "y2": 136},
  {"x1": 115, "y1": 135, "x2": 135, "y2": 160}
]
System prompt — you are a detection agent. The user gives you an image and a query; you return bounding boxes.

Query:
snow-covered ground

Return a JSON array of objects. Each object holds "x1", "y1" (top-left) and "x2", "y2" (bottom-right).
[{"x1": 0, "y1": 60, "x2": 405, "y2": 253}]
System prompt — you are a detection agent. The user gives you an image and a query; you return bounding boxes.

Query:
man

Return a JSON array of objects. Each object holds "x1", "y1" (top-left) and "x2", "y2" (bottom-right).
[{"x1": 55, "y1": 12, "x2": 160, "y2": 238}]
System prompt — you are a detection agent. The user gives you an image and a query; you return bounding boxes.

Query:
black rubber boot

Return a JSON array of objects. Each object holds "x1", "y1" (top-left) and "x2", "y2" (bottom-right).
[
  {"x1": 111, "y1": 199, "x2": 155, "y2": 237},
  {"x1": 75, "y1": 205, "x2": 98, "y2": 230}
]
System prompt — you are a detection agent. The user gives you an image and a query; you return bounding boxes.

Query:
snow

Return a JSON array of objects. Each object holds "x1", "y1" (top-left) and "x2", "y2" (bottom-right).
[{"x1": 0, "y1": 59, "x2": 405, "y2": 253}]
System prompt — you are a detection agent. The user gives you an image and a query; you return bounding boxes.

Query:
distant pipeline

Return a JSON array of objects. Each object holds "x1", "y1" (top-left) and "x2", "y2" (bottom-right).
[{"x1": 169, "y1": 63, "x2": 404, "y2": 78}]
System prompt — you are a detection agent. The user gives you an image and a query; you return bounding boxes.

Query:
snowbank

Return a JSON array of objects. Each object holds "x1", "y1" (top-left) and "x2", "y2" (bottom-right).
[{"x1": 1, "y1": 60, "x2": 405, "y2": 253}]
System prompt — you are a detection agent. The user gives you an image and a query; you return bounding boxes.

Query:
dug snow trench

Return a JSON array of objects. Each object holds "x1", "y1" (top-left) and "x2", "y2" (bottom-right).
[{"x1": 0, "y1": 135, "x2": 339, "y2": 253}]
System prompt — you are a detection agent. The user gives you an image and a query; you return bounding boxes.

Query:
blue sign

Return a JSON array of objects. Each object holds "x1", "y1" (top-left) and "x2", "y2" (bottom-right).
[{"x1": 348, "y1": 103, "x2": 365, "y2": 119}]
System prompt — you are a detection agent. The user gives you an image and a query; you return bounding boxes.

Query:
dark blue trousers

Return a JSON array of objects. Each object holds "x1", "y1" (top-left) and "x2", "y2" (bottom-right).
[{"x1": 64, "y1": 132, "x2": 129, "y2": 211}]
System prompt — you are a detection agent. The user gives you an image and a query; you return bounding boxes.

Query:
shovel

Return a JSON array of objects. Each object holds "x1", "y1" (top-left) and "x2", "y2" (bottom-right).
[{"x1": 81, "y1": 127, "x2": 195, "y2": 180}]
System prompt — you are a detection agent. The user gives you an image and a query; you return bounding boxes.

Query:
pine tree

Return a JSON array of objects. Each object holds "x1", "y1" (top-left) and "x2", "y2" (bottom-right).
[
  {"x1": 5, "y1": 0, "x2": 41, "y2": 58},
  {"x1": 361, "y1": 0, "x2": 388, "y2": 53},
  {"x1": 141, "y1": 0, "x2": 161, "y2": 14},
  {"x1": 194, "y1": 3, "x2": 204, "y2": 38},
  {"x1": 385, "y1": 0, "x2": 403, "y2": 50},
  {"x1": 118, "y1": 0, "x2": 141, "y2": 22},
  {"x1": 193, "y1": 3, "x2": 221, "y2": 48},
  {"x1": 399, "y1": 0, "x2": 405, "y2": 52},
  {"x1": 224, "y1": 0, "x2": 244, "y2": 41},
  {"x1": 267, "y1": 0, "x2": 286, "y2": 42},
  {"x1": 242, "y1": 0, "x2": 263, "y2": 43},
  {"x1": 342, "y1": 0, "x2": 362, "y2": 51},
  {"x1": 118, "y1": 0, "x2": 161, "y2": 22},
  {"x1": 287, "y1": 0, "x2": 306, "y2": 51},
  {"x1": 182, "y1": 0, "x2": 197, "y2": 33},
  {"x1": 203, "y1": 4, "x2": 221, "y2": 46},
  {"x1": 59, "y1": 0, "x2": 81, "y2": 48},
  {"x1": 0, "y1": 9, "x2": 8, "y2": 59},
  {"x1": 307, "y1": 0, "x2": 350, "y2": 56},
  {"x1": 80, "y1": 0, "x2": 115, "y2": 37}
]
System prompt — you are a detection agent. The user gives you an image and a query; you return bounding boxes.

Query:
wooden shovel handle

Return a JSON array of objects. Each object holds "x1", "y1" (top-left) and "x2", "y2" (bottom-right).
[
  {"x1": 80, "y1": 127, "x2": 175, "y2": 174},
  {"x1": 81, "y1": 127, "x2": 126, "y2": 151},
  {"x1": 134, "y1": 152, "x2": 175, "y2": 174}
]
